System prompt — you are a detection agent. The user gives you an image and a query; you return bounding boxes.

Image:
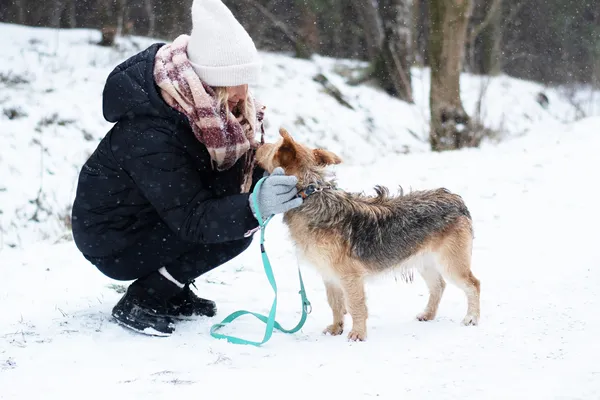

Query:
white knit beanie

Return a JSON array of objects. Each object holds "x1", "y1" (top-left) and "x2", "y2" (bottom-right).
[{"x1": 186, "y1": 0, "x2": 261, "y2": 87}]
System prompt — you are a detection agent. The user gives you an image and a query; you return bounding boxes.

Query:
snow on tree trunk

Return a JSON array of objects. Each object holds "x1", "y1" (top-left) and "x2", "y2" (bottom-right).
[{"x1": 428, "y1": 0, "x2": 480, "y2": 151}]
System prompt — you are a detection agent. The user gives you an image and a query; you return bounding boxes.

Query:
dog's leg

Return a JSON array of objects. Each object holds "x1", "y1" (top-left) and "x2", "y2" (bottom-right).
[
  {"x1": 340, "y1": 274, "x2": 368, "y2": 341},
  {"x1": 416, "y1": 263, "x2": 446, "y2": 322},
  {"x1": 458, "y1": 270, "x2": 480, "y2": 326},
  {"x1": 437, "y1": 219, "x2": 481, "y2": 325},
  {"x1": 323, "y1": 281, "x2": 346, "y2": 336},
  {"x1": 443, "y1": 267, "x2": 480, "y2": 326}
]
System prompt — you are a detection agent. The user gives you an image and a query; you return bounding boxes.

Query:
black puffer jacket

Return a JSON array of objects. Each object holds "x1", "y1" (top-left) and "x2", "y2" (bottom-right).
[{"x1": 71, "y1": 43, "x2": 263, "y2": 258}]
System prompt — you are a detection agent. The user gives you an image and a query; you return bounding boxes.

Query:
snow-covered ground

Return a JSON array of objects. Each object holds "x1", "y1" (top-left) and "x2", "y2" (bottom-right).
[
  {"x1": 2, "y1": 22, "x2": 599, "y2": 248},
  {"x1": 2, "y1": 116, "x2": 600, "y2": 399},
  {"x1": 2, "y1": 22, "x2": 600, "y2": 399}
]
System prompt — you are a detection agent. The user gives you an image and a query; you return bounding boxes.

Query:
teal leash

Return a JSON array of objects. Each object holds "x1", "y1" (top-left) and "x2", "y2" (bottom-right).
[{"x1": 209, "y1": 177, "x2": 312, "y2": 346}]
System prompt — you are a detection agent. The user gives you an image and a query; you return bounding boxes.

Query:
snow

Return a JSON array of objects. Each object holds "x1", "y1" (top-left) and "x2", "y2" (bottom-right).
[
  {"x1": 2, "y1": 23, "x2": 600, "y2": 399},
  {"x1": 2, "y1": 22, "x2": 600, "y2": 249}
]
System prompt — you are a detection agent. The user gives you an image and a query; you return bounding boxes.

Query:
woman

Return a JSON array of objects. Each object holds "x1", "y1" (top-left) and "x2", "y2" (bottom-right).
[{"x1": 71, "y1": 0, "x2": 303, "y2": 336}]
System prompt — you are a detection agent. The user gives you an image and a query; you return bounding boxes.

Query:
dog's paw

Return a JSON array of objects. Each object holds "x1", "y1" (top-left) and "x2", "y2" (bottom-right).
[
  {"x1": 323, "y1": 322, "x2": 344, "y2": 336},
  {"x1": 462, "y1": 314, "x2": 479, "y2": 326},
  {"x1": 347, "y1": 329, "x2": 366, "y2": 342},
  {"x1": 416, "y1": 311, "x2": 435, "y2": 321}
]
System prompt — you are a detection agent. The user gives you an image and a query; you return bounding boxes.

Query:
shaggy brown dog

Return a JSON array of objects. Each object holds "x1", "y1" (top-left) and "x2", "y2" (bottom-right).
[{"x1": 255, "y1": 128, "x2": 481, "y2": 341}]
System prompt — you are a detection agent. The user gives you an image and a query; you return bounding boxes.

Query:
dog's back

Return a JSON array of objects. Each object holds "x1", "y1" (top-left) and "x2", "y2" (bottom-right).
[
  {"x1": 353, "y1": 187, "x2": 471, "y2": 268},
  {"x1": 293, "y1": 185, "x2": 471, "y2": 270}
]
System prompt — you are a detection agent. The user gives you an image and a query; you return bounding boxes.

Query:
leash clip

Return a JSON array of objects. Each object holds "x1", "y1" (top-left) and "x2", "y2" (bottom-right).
[
  {"x1": 301, "y1": 294, "x2": 313, "y2": 314},
  {"x1": 304, "y1": 302, "x2": 312, "y2": 315},
  {"x1": 299, "y1": 183, "x2": 324, "y2": 199}
]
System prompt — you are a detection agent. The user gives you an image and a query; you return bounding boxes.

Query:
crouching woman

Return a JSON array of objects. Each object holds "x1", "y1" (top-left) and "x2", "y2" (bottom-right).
[{"x1": 71, "y1": 0, "x2": 302, "y2": 336}]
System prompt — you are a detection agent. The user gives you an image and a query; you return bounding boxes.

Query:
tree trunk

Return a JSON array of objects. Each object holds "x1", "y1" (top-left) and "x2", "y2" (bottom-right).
[
  {"x1": 591, "y1": 4, "x2": 600, "y2": 94},
  {"x1": 428, "y1": 0, "x2": 478, "y2": 151},
  {"x1": 480, "y1": 0, "x2": 502, "y2": 74},
  {"x1": 412, "y1": 0, "x2": 421, "y2": 65},
  {"x1": 97, "y1": 0, "x2": 125, "y2": 46},
  {"x1": 374, "y1": 0, "x2": 414, "y2": 102},
  {"x1": 469, "y1": 0, "x2": 503, "y2": 75},
  {"x1": 412, "y1": 0, "x2": 429, "y2": 66},
  {"x1": 50, "y1": 0, "x2": 67, "y2": 28},
  {"x1": 144, "y1": 0, "x2": 156, "y2": 37},
  {"x1": 296, "y1": 2, "x2": 319, "y2": 59},
  {"x1": 351, "y1": 0, "x2": 384, "y2": 61},
  {"x1": 16, "y1": 0, "x2": 27, "y2": 24},
  {"x1": 68, "y1": 0, "x2": 77, "y2": 28}
]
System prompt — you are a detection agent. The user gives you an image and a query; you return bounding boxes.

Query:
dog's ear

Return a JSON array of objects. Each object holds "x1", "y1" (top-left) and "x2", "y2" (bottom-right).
[
  {"x1": 275, "y1": 127, "x2": 298, "y2": 168},
  {"x1": 313, "y1": 149, "x2": 342, "y2": 166},
  {"x1": 279, "y1": 127, "x2": 294, "y2": 141}
]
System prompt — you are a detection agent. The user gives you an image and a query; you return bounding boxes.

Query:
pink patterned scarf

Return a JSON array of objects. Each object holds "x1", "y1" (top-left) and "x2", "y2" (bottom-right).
[{"x1": 153, "y1": 34, "x2": 265, "y2": 193}]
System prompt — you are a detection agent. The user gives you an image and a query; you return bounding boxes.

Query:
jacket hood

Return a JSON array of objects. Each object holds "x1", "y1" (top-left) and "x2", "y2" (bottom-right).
[{"x1": 102, "y1": 43, "x2": 182, "y2": 123}]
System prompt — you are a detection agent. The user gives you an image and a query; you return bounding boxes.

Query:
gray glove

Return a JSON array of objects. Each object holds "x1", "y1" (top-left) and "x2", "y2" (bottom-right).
[{"x1": 249, "y1": 167, "x2": 303, "y2": 220}]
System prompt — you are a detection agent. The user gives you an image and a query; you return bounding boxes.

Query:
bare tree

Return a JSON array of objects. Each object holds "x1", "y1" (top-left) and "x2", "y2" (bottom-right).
[
  {"x1": 376, "y1": 0, "x2": 414, "y2": 102},
  {"x1": 16, "y1": 0, "x2": 28, "y2": 24},
  {"x1": 412, "y1": 0, "x2": 429, "y2": 66},
  {"x1": 50, "y1": 0, "x2": 79, "y2": 28},
  {"x1": 242, "y1": 0, "x2": 310, "y2": 58},
  {"x1": 427, "y1": 0, "x2": 479, "y2": 151},
  {"x1": 296, "y1": 1, "x2": 320, "y2": 59},
  {"x1": 351, "y1": 0, "x2": 414, "y2": 102},
  {"x1": 144, "y1": 0, "x2": 156, "y2": 37},
  {"x1": 468, "y1": 0, "x2": 503, "y2": 75},
  {"x1": 97, "y1": 0, "x2": 129, "y2": 45},
  {"x1": 66, "y1": 0, "x2": 77, "y2": 28},
  {"x1": 351, "y1": 0, "x2": 384, "y2": 62},
  {"x1": 50, "y1": 0, "x2": 66, "y2": 27}
]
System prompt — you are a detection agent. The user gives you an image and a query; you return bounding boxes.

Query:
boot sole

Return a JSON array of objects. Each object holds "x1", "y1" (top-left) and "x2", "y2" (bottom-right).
[
  {"x1": 170, "y1": 312, "x2": 216, "y2": 321},
  {"x1": 112, "y1": 316, "x2": 173, "y2": 337}
]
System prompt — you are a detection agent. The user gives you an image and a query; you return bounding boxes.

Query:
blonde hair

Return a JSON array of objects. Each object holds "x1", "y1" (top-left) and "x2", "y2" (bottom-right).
[{"x1": 213, "y1": 86, "x2": 253, "y2": 118}]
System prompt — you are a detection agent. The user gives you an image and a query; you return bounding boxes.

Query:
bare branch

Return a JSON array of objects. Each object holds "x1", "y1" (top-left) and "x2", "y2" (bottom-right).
[
  {"x1": 387, "y1": 40, "x2": 414, "y2": 103},
  {"x1": 468, "y1": 0, "x2": 502, "y2": 44},
  {"x1": 244, "y1": 0, "x2": 300, "y2": 45}
]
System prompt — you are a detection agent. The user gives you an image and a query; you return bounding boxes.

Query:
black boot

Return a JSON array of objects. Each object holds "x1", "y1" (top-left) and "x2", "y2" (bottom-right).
[
  {"x1": 167, "y1": 281, "x2": 217, "y2": 318},
  {"x1": 111, "y1": 281, "x2": 176, "y2": 337}
]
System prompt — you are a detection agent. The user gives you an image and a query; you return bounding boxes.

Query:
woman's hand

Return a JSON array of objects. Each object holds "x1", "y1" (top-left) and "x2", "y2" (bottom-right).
[{"x1": 249, "y1": 167, "x2": 303, "y2": 220}]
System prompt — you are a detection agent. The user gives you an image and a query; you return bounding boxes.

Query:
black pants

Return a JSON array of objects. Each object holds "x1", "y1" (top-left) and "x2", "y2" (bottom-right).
[{"x1": 84, "y1": 221, "x2": 253, "y2": 298}]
